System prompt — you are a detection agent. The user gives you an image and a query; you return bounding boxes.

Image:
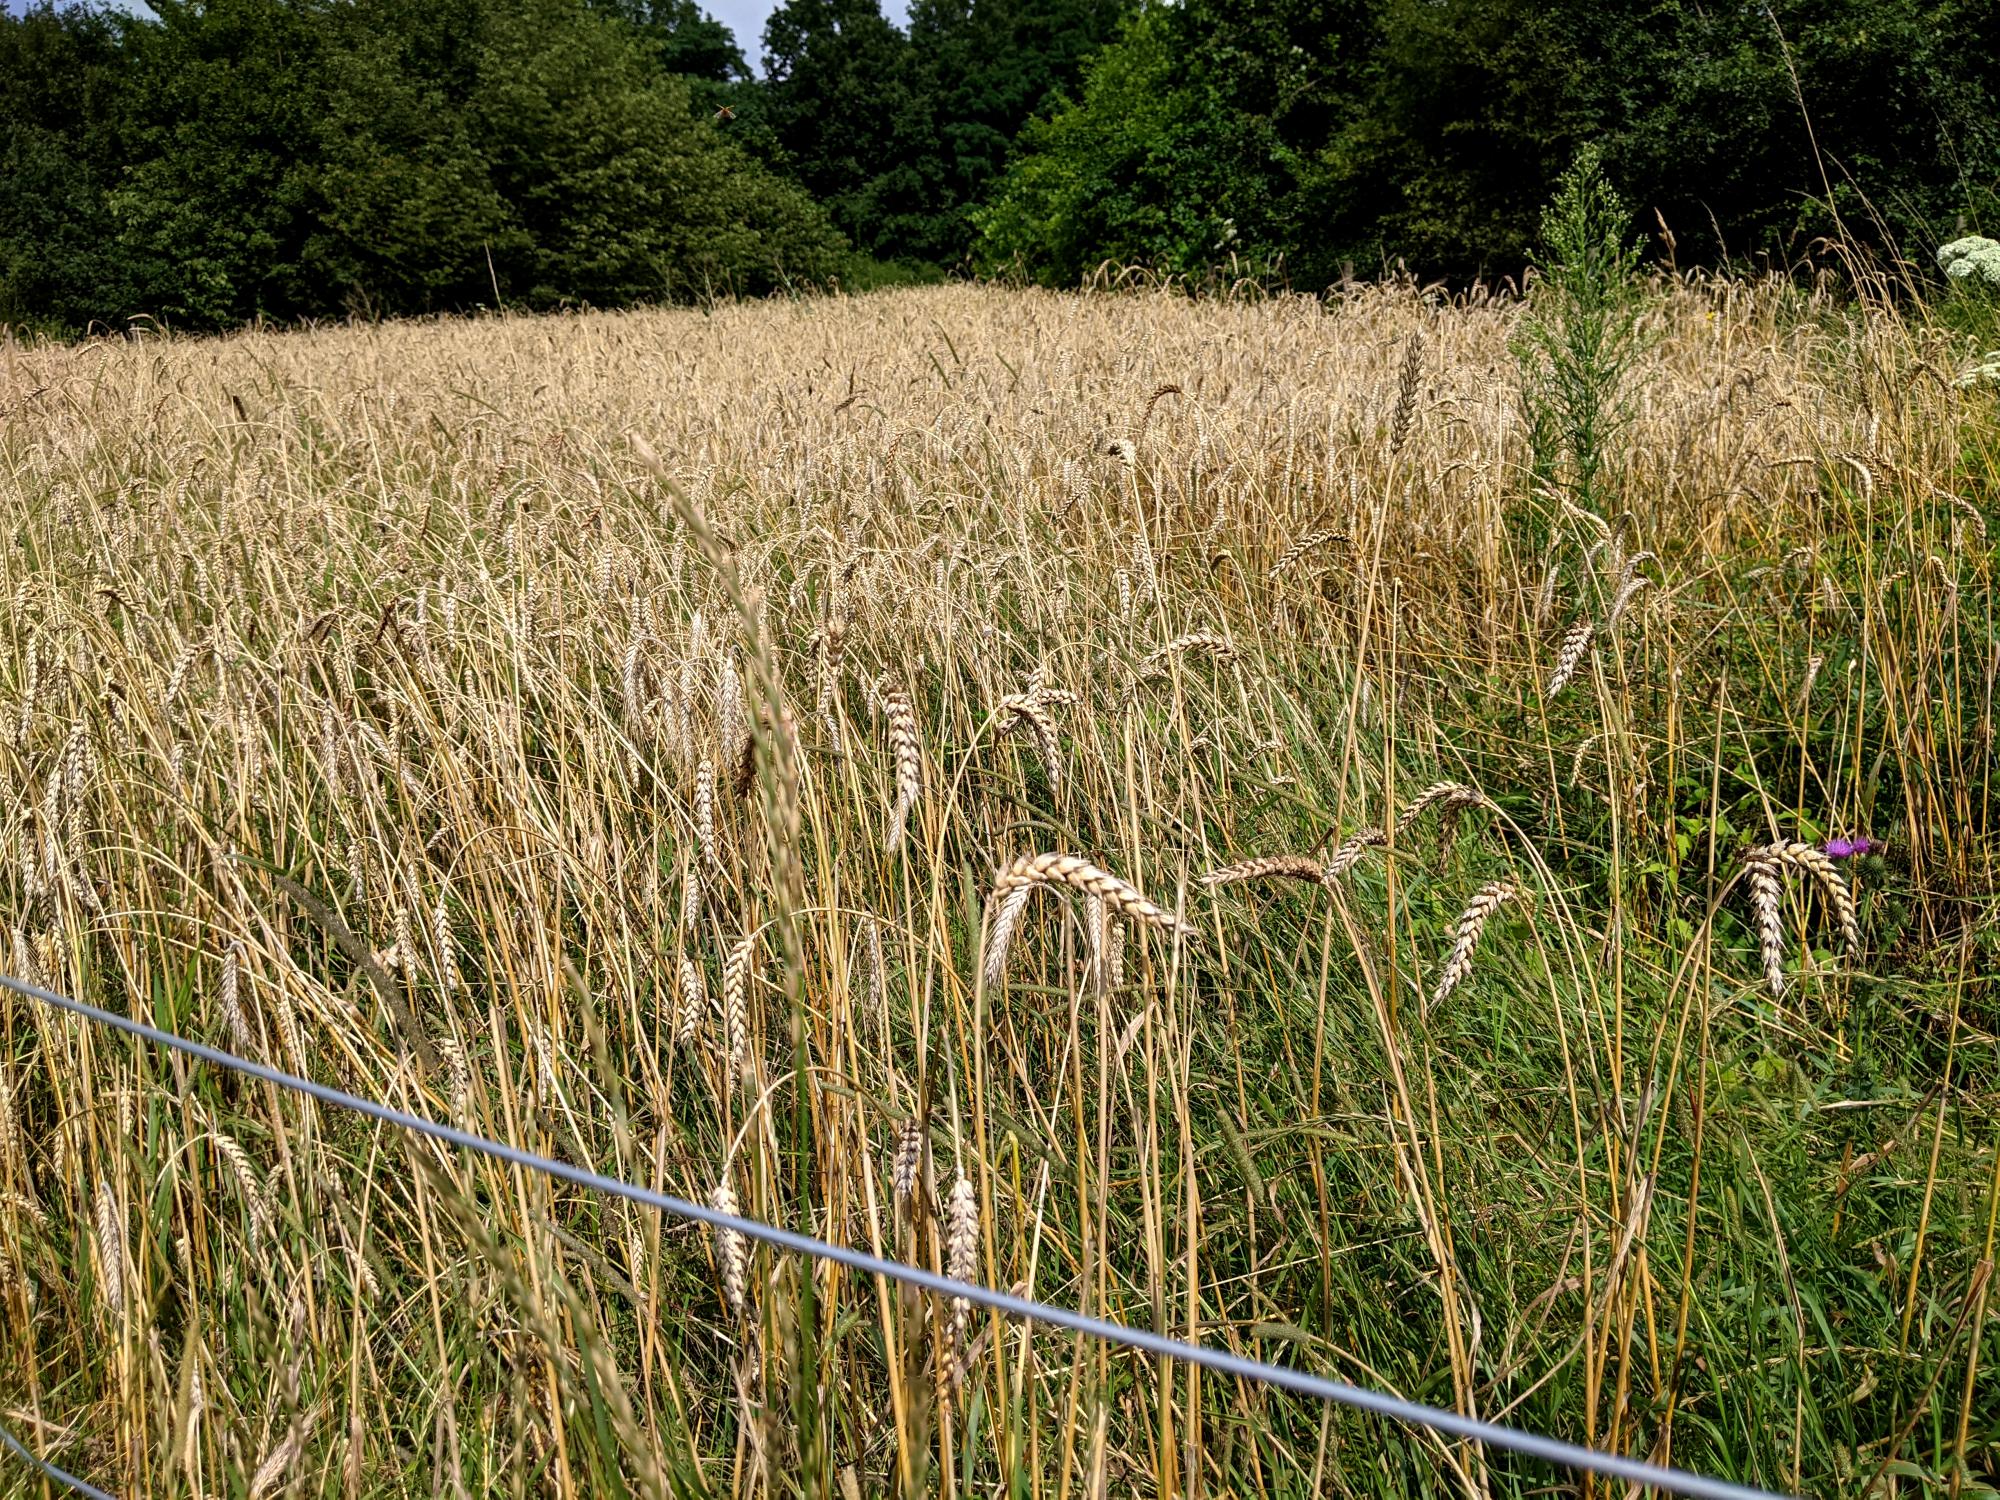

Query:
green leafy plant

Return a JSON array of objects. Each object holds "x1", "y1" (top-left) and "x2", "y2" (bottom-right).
[{"x1": 1511, "y1": 145, "x2": 1644, "y2": 519}]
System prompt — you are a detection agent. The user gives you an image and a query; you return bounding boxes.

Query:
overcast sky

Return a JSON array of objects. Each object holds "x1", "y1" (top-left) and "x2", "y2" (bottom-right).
[
  {"x1": 714, "y1": 0, "x2": 910, "y2": 67},
  {"x1": 3, "y1": 0, "x2": 913, "y2": 73}
]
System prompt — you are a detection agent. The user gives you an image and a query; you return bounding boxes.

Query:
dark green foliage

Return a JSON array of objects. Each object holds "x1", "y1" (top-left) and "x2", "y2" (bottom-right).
[
  {"x1": 977, "y1": 0, "x2": 1365, "y2": 286},
  {"x1": 593, "y1": 0, "x2": 750, "y2": 83},
  {"x1": 760, "y1": 0, "x2": 1123, "y2": 268},
  {"x1": 760, "y1": 0, "x2": 919, "y2": 257},
  {"x1": 983, "y1": 0, "x2": 2000, "y2": 287},
  {"x1": 6, "y1": 0, "x2": 2000, "y2": 326},
  {"x1": 0, "y1": 0, "x2": 844, "y2": 332}
]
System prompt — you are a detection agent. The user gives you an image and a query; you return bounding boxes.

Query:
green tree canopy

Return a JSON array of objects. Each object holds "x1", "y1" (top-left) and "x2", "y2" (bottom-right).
[
  {"x1": 0, "y1": 0, "x2": 845, "y2": 332},
  {"x1": 980, "y1": 0, "x2": 2000, "y2": 287}
]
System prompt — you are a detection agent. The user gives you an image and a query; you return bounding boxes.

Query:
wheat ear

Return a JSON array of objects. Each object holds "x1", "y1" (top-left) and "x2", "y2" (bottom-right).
[
  {"x1": 992, "y1": 854, "x2": 1188, "y2": 934},
  {"x1": 1393, "y1": 781, "x2": 1487, "y2": 837},
  {"x1": 985, "y1": 853, "x2": 1187, "y2": 986},
  {"x1": 1200, "y1": 855, "x2": 1327, "y2": 889},
  {"x1": 1428, "y1": 879, "x2": 1520, "y2": 1012},
  {"x1": 982, "y1": 881, "x2": 1036, "y2": 988},
  {"x1": 711, "y1": 1179, "x2": 748, "y2": 1317},
  {"x1": 891, "y1": 1117, "x2": 926, "y2": 1208},
  {"x1": 1389, "y1": 331, "x2": 1425, "y2": 454},
  {"x1": 882, "y1": 687, "x2": 921, "y2": 852},
  {"x1": 677, "y1": 958, "x2": 706, "y2": 1046},
  {"x1": 1743, "y1": 855, "x2": 1788, "y2": 997},
  {"x1": 722, "y1": 931, "x2": 755, "y2": 1072},
  {"x1": 1547, "y1": 619, "x2": 1595, "y2": 698},
  {"x1": 95, "y1": 1179, "x2": 124, "y2": 1319},
  {"x1": 1324, "y1": 827, "x2": 1388, "y2": 878},
  {"x1": 1750, "y1": 840, "x2": 1862, "y2": 960},
  {"x1": 1271, "y1": 529, "x2": 1352, "y2": 580},
  {"x1": 945, "y1": 1169, "x2": 978, "y2": 1354}
]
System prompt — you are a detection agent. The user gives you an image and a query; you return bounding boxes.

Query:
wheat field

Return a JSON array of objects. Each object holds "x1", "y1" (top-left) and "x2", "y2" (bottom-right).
[{"x1": 0, "y1": 282, "x2": 1995, "y2": 1497}]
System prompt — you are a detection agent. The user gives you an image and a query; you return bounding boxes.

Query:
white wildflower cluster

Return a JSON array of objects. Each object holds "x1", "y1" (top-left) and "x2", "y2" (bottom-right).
[{"x1": 1938, "y1": 236, "x2": 2000, "y2": 287}]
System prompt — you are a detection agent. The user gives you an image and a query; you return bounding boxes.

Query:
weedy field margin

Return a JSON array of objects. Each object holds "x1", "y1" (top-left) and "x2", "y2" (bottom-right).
[{"x1": 0, "y1": 971, "x2": 1791, "y2": 1500}]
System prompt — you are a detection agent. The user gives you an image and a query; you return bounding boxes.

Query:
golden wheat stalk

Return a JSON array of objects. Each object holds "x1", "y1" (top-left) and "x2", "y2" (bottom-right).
[{"x1": 1428, "y1": 879, "x2": 1520, "y2": 1012}]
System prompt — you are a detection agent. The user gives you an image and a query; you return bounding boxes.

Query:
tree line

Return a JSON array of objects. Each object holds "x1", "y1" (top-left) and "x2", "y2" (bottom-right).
[{"x1": 3, "y1": 0, "x2": 1997, "y2": 333}]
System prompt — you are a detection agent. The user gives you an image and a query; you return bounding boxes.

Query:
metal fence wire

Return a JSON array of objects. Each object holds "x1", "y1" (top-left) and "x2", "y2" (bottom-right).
[{"x1": 0, "y1": 973, "x2": 1791, "y2": 1500}]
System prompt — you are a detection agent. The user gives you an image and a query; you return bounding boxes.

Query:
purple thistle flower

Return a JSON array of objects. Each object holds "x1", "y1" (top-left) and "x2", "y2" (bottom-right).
[{"x1": 1823, "y1": 836, "x2": 1874, "y2": 859}]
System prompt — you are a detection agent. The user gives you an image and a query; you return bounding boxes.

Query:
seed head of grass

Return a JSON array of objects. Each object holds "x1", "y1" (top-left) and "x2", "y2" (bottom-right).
[
  {"x1": 984, "y1": 853, "x2": 1189, "y2": 986},
  {"x1": 1428, "y1": 878, "x2": 1520, "y2": 1013},
  {"x1": 1546, "y1": 618, "x2": 1595, "y2": 698}
]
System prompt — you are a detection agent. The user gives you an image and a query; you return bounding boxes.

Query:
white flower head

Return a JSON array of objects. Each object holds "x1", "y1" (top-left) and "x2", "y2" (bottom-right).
[{"x1": 1939, "y1": 236, "x2": 2000, "y2": 287}]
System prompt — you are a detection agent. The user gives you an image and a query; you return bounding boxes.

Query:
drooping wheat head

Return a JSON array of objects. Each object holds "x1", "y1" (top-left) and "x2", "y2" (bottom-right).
[
  {"x1": 1546, "y1": 618, "x2": 1596, "y2": 698},
  {"x1": 1428, "y1": 879, "x2": 1520, "y2": 1013},
  {"x1": 1199, "y1": 854, "x2": 1328, "y2": 889},
  {"x1": 1324, "y1": 827, "x2": 1389, "y2": 879}
]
